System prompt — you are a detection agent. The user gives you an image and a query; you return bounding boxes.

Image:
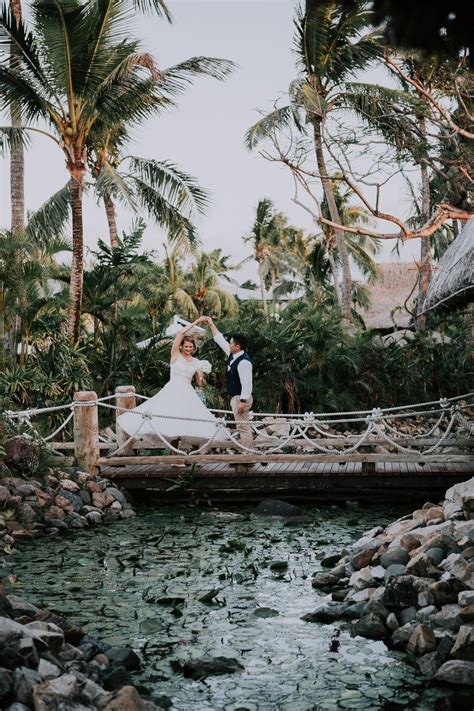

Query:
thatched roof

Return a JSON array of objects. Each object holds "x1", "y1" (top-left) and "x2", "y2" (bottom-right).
[
  {"x1": 423, "y1": 217, "x2": 474, "y2": 314},
  {"x1": 364, "y1": 262, "x2": 417, "y2": 330}
]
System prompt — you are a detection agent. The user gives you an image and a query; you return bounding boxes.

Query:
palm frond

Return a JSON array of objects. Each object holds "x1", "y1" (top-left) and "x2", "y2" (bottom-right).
[
  {"x1": 26, "y1": 182, "x2": 72, "y2": 243},
  {"x1": 246, "y1": 105, "x2": 300, "y2": 149}
]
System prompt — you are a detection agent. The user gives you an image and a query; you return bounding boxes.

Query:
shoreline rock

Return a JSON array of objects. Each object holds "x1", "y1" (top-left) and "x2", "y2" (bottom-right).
[{"x1": 303, "y1": 477, "x2": 474, "y2": 687}]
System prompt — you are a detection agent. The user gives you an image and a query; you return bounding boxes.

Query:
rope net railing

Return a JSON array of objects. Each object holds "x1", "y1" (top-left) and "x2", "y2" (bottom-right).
[{"x1": 4, "y1": 392, "x2": 473, "y2": 459}]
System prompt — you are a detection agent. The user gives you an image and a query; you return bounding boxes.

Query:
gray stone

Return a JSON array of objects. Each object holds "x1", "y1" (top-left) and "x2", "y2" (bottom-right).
[
  {"x1": 104, "y1": 647, "x2": 140, "y2": 671},
  {"x1": 254, "y1": 499, "x2": 301, "y2": 517},
  {"x1": 0, "y1": 667, "x2": 12, "y2": 700},
  {"x1": 4, "y1": 705, "x2": 30, "y2": 711},
  {"x1": 17, "y1": 503, "x2": 37, "y2": 525},
  {"x1": 0, "y1": 486, "x2": 10, "y2": 504},
  {"x1": 101, "y1": 665, "x2": 132, "y2": 691},
  {"x1": 15, "y1": 484, "x2": 36, "y2": 497},
  {"x1": 391, "y1": 622, "x2": 418, "y2": 649},
  {"x1": 78, "y1": 489, "x2": 91, "y2": 506},
  {"x1": 301, "y1": 603, "x2": 348, "y2": 624},
  {"x1": 441, "y1": 553, "x2": 474, "y2": 587},
  {"x1": 451, "y1": 625, "x2": 474, "y2": 661},
  {"x1": 416, "y1": 605, "x2": 438, "y2": 623},
  {"x1": 25, "y1": 621, "x2": 64, "y2": 654},
  {"x1": 349, "y1": 567, "x2": 377, "y2": 591},
  {"x1": 351, "y1": 540, "x2": 381, "y2": 570},
  {"x1": 37, "y1": 658, "x2": 61, "y2": 680},
  {"x1": 426, "y1": 547, "x2": 445, "y2": 565},
  {"x1": 384, "y1": 564, "x2": 407, "y2": 584},
  {"x1": 444, "y1": 501, "x2": 464, "y2": 520},
  {"x1": 459, "y1": 591, "x2": 474, "y2": 607},
  {"x1": 429, "y1": 604, "x2": 462, "y2": 632},
  {"x1": 364, "y1": 599, "x2": 389, "y2": 620},
  {"x1": 380, "y1": 546, "x2": 409, "y2": 569},
  {"x1": 405, "y1": 550, "x2": 440, "y2": 578},
  {"x1": 48, "y1": 518, "x2": 69, "y2": 530},
  {"x1": 386, "y1": 612, "x2": 399, "y2": 630},
  {"x1": 32, "y1": 673, "x2": 80, "y2": 710},
  {"x1": 353, "y1": 613, "x2": 388, "y2": 640},
  {"x1": 121, "y1": 509, "x2": 136, "y2": 519},
  {"x1": 104, "y1": 487, "x2": 127, "y2": 507},
  {"x1": 430, "y1": 578, "x2": 465, "y2": 606},
  {"x1": 417, "y1": 651, "x2": 442, "y2": 678},
  {"x1": 12, "y1": 667, "x2": 41, "y2": 705},
  {"x1": 7, "y1": 596, "x2": 39, "y2": 619},
  {"x1": 400, "y1": 606, "x2": 417, "y2": 625},
  {"x1": 434, "y1": 659, "x2": 474, "y2": 686},
  {"x1": 85, "y1": 511, "x2": 103, "y2": 526},
  {"x1": 311, "y1": 572, "x2": 340, "y2": 589},
  {"x1": 445, "y1": 478, "x2": 474, "y2": 516},
  {"x1": 57, "y1": 490, "x2": 83, "y2": 513}
]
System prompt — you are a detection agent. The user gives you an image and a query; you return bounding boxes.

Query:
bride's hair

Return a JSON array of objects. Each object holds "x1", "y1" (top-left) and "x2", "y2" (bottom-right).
[{"x1": 181, "y1": 335, "x2": 197, "y2": 352}]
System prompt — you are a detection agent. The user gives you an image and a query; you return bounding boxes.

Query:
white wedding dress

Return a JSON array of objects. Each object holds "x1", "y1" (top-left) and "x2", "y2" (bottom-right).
[{"x1": 116, "y1": 354, "x2": 229, "y2": 447}]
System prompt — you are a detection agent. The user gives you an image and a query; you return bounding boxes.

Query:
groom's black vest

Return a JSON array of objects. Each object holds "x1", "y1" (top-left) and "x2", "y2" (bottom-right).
[{"x1": 226, "y1": 352, "x2": 252, "y2": 397}]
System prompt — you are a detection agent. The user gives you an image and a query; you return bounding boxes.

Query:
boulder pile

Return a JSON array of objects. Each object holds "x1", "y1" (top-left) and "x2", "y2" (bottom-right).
[
  {"x1": 0, "y1": 593, "x2": 168, "y2": 709},
  {"x1": 0, "y1": 465, "x2": 136, "y2": 554},
  {"x1": 305, "y1": 477, "x2": 474, "y2": 687}
]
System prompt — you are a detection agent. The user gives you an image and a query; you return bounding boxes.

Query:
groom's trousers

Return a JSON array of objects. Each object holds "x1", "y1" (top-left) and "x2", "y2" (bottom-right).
[{"x1": 230, "y1": 395, "x2": 253, "y2": 449}]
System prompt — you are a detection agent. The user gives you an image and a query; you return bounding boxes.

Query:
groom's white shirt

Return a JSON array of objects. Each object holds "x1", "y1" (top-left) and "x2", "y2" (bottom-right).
[{"x1": 213, "y1": 331, "x2": 253, "y2": 400}]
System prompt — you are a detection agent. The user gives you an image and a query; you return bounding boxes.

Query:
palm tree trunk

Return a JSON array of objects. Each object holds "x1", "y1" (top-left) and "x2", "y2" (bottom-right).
[
  {"x1": 313, "y1": 120, "x2": 352, "y2": 323},
  {"x1": 104, "y1": 193, "x2": 118, "y2": 248},
  {"x1": 416, "y1": 116, "x2": 431, "y2": 330},
  {"x1": 258, "y1": 271, "x2": 268, "y2": 316},
  {"x1": 67, "y1": 163, "x2": 85, "y2": 344},
  {"x1": 326, "y1": 235, "x2": 343, "y2": 305},
  {"x1": 9, "y1": 0, "x2": 24, "y2": 232}
]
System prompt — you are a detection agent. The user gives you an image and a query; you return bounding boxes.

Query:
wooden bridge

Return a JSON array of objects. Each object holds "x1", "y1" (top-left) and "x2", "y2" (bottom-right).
[{"x1": 26, "y1": 387, "x2": 474, "y2": 503}]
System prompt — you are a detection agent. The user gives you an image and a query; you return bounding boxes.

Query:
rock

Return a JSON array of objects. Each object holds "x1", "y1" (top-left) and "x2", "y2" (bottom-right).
[
  {"x1": 353, "y1": 613, "x2": 388, "y2": 640},
  {"x1": 110, "y1": 501, "x2": 122, "y2": 512},
  {"x1": 0, "y1": 596, "x2": 14, "y2": 618},
  {"x1": 459, "y1": 604, "x2": 474, "y2": 622},
  {"x1": 424, "y1": 506, "x2": 444, "y2": 522},
  {"x1": 32, "y1": 673, "x2": 80, "y2": 710},
  {"x1": 386, "y1": 612, "x2": 399, "y2": 631},
  {"x1": 43, "y1": 506, "x2": 65, "y2": 522},
  {"x1": 254, "y1": 499, "x2": 301, "y2": 517},
  {"x1": 405, "y1": 551, "x2": 440, "y2": 578},
  {"x1": 416, "y1": 605, "x2": 438, "y2": 623},
  {"x1": 178, "y1": 656, "x2": 244, "y2": 679},
  {"x1": 57, "y1": 490, "x2": 83, "y2": 513},
  {"x1": 98, "y1": 685, "x2": 146, "y2": 710},
  {"x1": 399, "y1": 533, "x2": 422, "y2": 553},
  {"x1": 104, "y1": 648, "x2": 140, "y2": 671},
  {"x1": 311, "y1": 572, "x2": 340, "y2": 589},
  {"x1": 347, "y1": 588, "x2": 377, "y2": 603},
  {"x1": 85, "y1": 511, "x2": 103, "y2": 526},
  {"x1": 429, "y1": 604, "x2": 462, "y2": 632},
  {"x1": 444, "y1": 501, "x2": 464, "y2": 520},
  {"x1": 37, "y1": 658, "x2": 61, "y2": 680},
  {"x1": 0, "y1": 667, "x2": 12, "y2": 700},
  {"x1": 406, "y1": 624, "x2": 437, "y2": 655},
  {"x1": 391, "y1": 622, "x2": 418, "y2": 650},
  {"x1": 400, "y1": 606, "x2": 417, "y2": 625},
  {"x1": 434, "y1": 660, "x2": 474, "y2": 686},
  {"x1": 349, "y1": 567, "x2": 377, "y2": 591},
  {"x1": 17, "y1": 503, "x2": 37, "y2": 526},
  {"x1": 380, "y1": 546, "x2": 409, "y2": 569},
  {"x1": 0, "y1": 486, "x2": 10, "y2": 504},
  {"x1": 101, "y1": 665, "x2": 132, "y2": 691},
  {"x1": 425, "y1": 547, "x2": 445, "y2": 565},
  {"x1": 47, "y1": 519, "x2": 69, "y2": 530},
  {"x1": 320, "y1": 553, "x2": 342, "y2": 568},
  {"x1": 4, "y1": 437, "x2": 39, "y2": 472},
  {"x1": 12, "y1": 667, "x2": 42, "y2": 705},
  {"x1": 301, "y1": 603, "x2": 348, "y2": 624},
  {"x1": 417, "y1": 651, "x2": 443, "y2": 678},
  {"x1": 364, "y1": 599, "x2": 389, "y2": 620},
  {"x1": 24, "y1": 621, "x2": 64, "y2": 654},
  {"x1": 15, "y1": 484, "x2": 36, "y2": 497},
  {"x1": 441, "y1": 553, "x2": 474, "y2": 587},
  {"x1": 445, "y1": 478, "x2": 474, "y2": 517},
  {"x1": 351, "y1": 540, "x2": 381, "y2": 570},
  {"x1": 92, "y1": 492, "x2": 115, "y2": 510},
  {"x1": 7, "y1": 596, "x2": 39, "y2": 619},
  {"x1": 384, "y1": 564, "x2": 407, "y2": 584},
  {"x1": 54, "y1": 495, "x2": 75, "y2": 513},
  {"x1": 430, "y1": 579, "x2": 465, "y2": 606},
  {"x1": 60, "y1": 479, "x2": 80, "y2": 493},
  {"x1": 383, "y1": 575, "x2": 432, "y2": 609},
  {"x1": 104, "y1": 487, "x2": 127, "y2": 507},
  {"x1": 459, "y1": 591, "x2": 474, "y2": 607},
  {"x1": 121, "y1": 510, "x2": 136, "y2": 520},
  {"x1": 385, "y1": 518, "x2": 421, "y2": 538},
  {"x1": 451, "y1": 625, "x2": 474, "y2": 661}
]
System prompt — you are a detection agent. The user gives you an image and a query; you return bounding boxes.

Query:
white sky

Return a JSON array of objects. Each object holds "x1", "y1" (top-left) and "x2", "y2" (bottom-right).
[{"x1": 0, "y1": 0, "x2": 421, "y2": 281}]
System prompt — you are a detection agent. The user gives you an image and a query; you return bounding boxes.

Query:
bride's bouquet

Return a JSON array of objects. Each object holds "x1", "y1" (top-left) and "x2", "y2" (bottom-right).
[{"x1": 197, "y1": 360, "x2": 212, "y2": 374}]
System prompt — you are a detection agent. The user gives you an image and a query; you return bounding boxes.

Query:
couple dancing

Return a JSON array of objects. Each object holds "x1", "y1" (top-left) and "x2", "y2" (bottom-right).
[{"x1": 117, "y1": 316, "x2": 253, "y2": 449}]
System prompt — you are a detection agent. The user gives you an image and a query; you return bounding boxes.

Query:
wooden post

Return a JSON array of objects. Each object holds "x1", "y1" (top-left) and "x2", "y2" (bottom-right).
[
  {"x1": 115, "y1": 386, "x2": 136, "y2": 456},
  {"x1": 74, "y1": 391, "x2": 100, "y2": 474}
]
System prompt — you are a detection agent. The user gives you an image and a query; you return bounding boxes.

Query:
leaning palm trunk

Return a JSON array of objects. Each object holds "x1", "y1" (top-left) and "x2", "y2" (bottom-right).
[
  {"x1": 104, "y1": 193, "x2": 118, "y2": 248},
  {"x1": 313, "y1": 120, "x2": 352, "y2": 322},
  {"x1": 67, "y1": 167, "x2": 86, "y2": 344},
  {"x1": 416, "y1": 116, "x2": 431, "y2": 330},
  {"x1": 326, "y1": 233, "x2": 343, "y2": 306},
  {"x1": 9, "y1": 0, "x2": 24, "y2": 232},
  {"x1": 258, "y1": 270, "x2": 268, "y2": 316}
]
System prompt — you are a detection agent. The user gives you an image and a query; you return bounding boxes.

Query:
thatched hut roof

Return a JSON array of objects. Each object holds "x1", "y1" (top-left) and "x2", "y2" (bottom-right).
[
  {"x1": 364, "y1": 262, "x2": 417, "y2": 330},
  {"x1": 422, "y1": 217, "x2": 474, "y2": 314}
]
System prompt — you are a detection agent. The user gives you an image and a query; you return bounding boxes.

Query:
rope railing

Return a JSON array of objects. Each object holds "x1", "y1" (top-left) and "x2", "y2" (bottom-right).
[{"x1": 4, "y1": 391, "x2": 473, "y2": 460}]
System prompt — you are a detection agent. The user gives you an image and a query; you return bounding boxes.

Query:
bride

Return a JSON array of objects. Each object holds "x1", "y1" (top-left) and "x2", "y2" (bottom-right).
[{"x1": 116, "y1": 316, "x2": 228, "y2": 447}]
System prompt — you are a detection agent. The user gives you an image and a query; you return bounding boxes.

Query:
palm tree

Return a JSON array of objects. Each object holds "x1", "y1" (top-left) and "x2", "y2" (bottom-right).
[
  {"x1": 186, "y1": 251, "x2": 238, "y2": 317},
  {"x1": 8, "y1": 0, "x2": 23, "y2": 232},
  {"x1": 247, "y1": 0, "x2": 383, "y2": 324}
]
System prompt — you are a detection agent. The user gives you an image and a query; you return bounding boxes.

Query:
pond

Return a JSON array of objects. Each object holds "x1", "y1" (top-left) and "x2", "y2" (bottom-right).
[{"x1": 13, "y1": 502, "x2": 463, "y2": 710}]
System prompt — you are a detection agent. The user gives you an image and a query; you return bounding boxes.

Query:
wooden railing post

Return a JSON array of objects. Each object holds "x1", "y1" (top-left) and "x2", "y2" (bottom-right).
[
  {"x1": 115, "y1": 385, "x2": 136, "y2": 456},
  {"x1": 74, "y1": 391, "x2": 100, "y2": 474}
]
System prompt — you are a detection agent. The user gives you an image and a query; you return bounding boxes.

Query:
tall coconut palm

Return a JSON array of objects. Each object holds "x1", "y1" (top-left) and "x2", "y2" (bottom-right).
[
  {"x1": 8, "y1": 0, "x2": 23, "y2": 231},
  {"x1": 186, "y1": 251, "x2": 238, "y2": 318},
  {"x1": 247, "y1": 0, "x2": 384, "y2": 324}
]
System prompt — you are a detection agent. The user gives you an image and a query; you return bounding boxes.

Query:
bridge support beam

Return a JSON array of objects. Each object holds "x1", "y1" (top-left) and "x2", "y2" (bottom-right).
[
  {"x1": 115, "y1": 386, "x2": 136, "y2": 456},
  {"x1": 74, "y1": 391, "x2": 100, "y2": 474}
]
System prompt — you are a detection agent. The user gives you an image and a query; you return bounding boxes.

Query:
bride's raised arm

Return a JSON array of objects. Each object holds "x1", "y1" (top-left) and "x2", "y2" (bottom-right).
[{"x1": 170, "y1": 316, "x2": 206, "y2": 362}]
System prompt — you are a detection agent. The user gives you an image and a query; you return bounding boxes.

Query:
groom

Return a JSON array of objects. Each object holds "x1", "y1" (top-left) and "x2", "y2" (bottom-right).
[{"x1": 205, "y1": 317, "x2": 253, "y2": 448}]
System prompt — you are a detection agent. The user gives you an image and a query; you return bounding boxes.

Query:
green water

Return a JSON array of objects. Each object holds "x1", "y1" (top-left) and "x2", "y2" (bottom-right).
[{"x1": 13, "y1": 503, "x2": 464, "y2": 710}]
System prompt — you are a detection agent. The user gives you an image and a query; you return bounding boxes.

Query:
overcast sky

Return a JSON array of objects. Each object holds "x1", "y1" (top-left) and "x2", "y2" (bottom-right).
[{"x1": 0, "y1": 0, "x2": 421, "y2": 280}]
